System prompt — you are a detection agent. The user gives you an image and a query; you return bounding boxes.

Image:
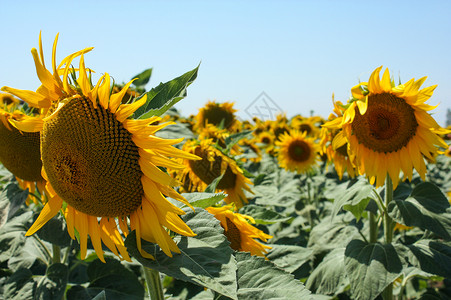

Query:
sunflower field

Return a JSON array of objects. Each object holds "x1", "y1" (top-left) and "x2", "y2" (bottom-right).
[{"x1": 0, "y1": 34, "x2": 450, "y2": 300}]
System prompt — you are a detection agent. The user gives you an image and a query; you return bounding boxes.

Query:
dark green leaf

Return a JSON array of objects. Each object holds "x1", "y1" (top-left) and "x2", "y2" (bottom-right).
[
  {"x1": 388, "y1": 182, "x2": 451, "y2": 240},
  {"x1": 239, "y1": 205, "x2": 292, "y2": 225},
  {"x1": 133, "y1": 65, "x2": 199, "y2": 119},
  {"x1": 92, "y1": 291, "x2": 107, "y2": 300},
  {"x1": 406, "y1": 240, "x2": 451, "y2": 278},
  {"x1": 0, "y1": 183, "x2": 29, "y2": 227},
  {"x1": 235, "y1": 252, "x2": 312, "y2": 300},
  {"x1": 306, "y1": 248, "x2": 348, "y2": 296},
  {"x1": 125, "y1": 208, "x2": 238, "y2": 299},
  {"x1": 3, "y1": 268, "x2": 36, "y2": 300},
  {"x1": 35, "y1": 263, "x2": 68, "y2": 300},
  {"x1": 224, "y1": 131, "x2": 252, "y2": 153},
  {"x1": 266, "y1": 244, "x2": 313, "y2": 273},
  {"x1": 182, "y1": 192, "x2": 226, "y2": 209},
  {"x1": 131, "y1": 68, "x2": 152, "y2": 87},
  {"x1": 86, "y1": 258, "x2": 144, "y2": 300},
  {"x1": 344, "y1": 240, "x2": 403, "y2": 300},
  {"x1": 0, "y1": 211, "x2": 33, "y2": 263},
  {"x1": 66, "y1": 285, "x2": 92, "y2": 300},
  {"x1": 36, "y1": 214, "x2": 72, "y2": 247}
]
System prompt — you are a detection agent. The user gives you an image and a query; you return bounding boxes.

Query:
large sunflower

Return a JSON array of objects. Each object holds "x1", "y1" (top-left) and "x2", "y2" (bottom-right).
[
  {"x1": 324, "y1": 66, "x2": 449, "y2": 189},
  {"x1": 176, "y1": 139, "x2": 253, "y2": 209},
  {"x1": 276, "y1": 130, "x2": 320, "y2": 173},
  {"x1": 206, "y1": 205, "x2": 272, "y2": 257},
  {"x1": 0, "y1": 103, "x2": 45, "y2": 204},
  {"x1": 1, "y1": 33, "x2": 199, "y2": 262}
]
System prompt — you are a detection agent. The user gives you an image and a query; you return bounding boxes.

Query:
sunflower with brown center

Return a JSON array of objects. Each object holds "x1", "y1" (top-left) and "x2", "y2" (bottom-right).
[
  {"x1": 291, "y1": 116, "x2": 321, "y2": 138},
  {"x1": 276, "y1": 130, "x2": 320, "y2": 173},
  {"x1": 176, "y1": 139, "x2": 253, "y2": 209},
  {"x1": 206, "y1": 205, "x2": 272, "y2": 257},
  {"x1": 0, "y1": 102, "x2": 45, "y2": 204},
  {"x1": 323, "y1": 66, "x2": 449, "y2": 189},
  {"x1": 195, "y1": 101, "x2": 239, "y2": 132},
  {"x1": 1, "y1": 33, "x2": 200, "y2": 262}
]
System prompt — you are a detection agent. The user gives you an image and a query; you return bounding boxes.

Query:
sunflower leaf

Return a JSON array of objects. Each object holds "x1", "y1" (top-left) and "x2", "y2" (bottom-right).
[
  {"x1": 35, "y1": 263, "x2": 68, "y2": 300},
  {"x1": 3, "y1": 268, "x2": 36, "y2": 300},
  {"x1": 235, "y1": 252, "x2": 312, "y2": 300},
  {"x1": 133, "y1": 65, "x2": 199, "y2": 119},
  {"x1": 125, "y1": 208, "x2": 238, "y2": 299},
  {"x1": 238, "y1": 204, "x2": 292, "y2": 225},
  {"x1": 0, "y1": 182, "x2": 29, "y2": 228},
  {"x1": 131, "y1": 68, "x2": 153, "y2": 87},
  {"x1": 404, "y1": 240, "x2": 451, "y2": 278},
  {"x1": 344, "y1": 240, "x2": 403, "y2": 300},
  {"x1": 387, "y1": 182, "x2": 451, "y2": 240},
  {"x1": 305, "y1": 247, "x2": 348, "y2": 296},
  {"x1": 265, "y1": 244, "x2": 313, "y2": 273},
  {"x1": 204, "y1": 172, "x2": 225, "y2": 193},
  {"x1": 182, "y1": 192, "x2": 226, "y2": 209}
]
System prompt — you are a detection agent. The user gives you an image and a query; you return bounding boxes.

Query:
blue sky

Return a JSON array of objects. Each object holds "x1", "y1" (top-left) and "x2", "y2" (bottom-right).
[{"x1": 1, "y1": 0, "x2": 450, "y2": 125}]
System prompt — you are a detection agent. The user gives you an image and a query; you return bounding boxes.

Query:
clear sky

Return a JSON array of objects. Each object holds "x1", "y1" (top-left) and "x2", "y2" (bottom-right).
[{"x1": 1, "y1": 0, "x2": 450, "y2": 126}]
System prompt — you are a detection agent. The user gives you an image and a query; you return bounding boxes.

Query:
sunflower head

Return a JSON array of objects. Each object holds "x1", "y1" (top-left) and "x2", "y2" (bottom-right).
[
  {"x1": 206, "y1": 205, "x2": 272, "y2": 257},
  {"x1": 324, "y1": 66, "x2": 450, "y2": 188},
  {"x1": 177, "y1": 139, "x2": 253, "y2": 209},
  {"x1": 2, "y1": 33, "x2": 200, "y2": 262},
  {"x1": 276, "y1": 130, "x2": 320, "y2": 174},
  {"x1": 195, "y1": 101, "x2": 238, "y2": 132}
]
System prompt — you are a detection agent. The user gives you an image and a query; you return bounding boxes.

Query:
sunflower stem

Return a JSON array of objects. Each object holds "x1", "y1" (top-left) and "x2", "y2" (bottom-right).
[
  {"x1": 52, "y1": 244, "x2": 61, "y2": 264},
  {"x1": 369, "y1": 212, "x2": 378, "y2": 243},
  {"x1": 143, "y1": 266, "x2": 164, "y2": 300},
  {"x1": 382, "y1": 175, "x2": 394, "y2": 300}
]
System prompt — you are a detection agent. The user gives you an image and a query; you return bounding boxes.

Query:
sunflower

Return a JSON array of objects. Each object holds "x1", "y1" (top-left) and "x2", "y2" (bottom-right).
[
  {"x1": 1, "y1": 33, "x2": 200, "y2": 262},
  {"x1": 176, "y1": 139, "x2": 253, "y2": 209},
  {"x1": 206, "y1": 205, "x2": 272, "y2": 257},
  {"x1": 320, "y1": 97, "x2": 357, "y2": 180},
  {"x1": 291, "y1": 116, "x2": 320, "y2": 138},
  {"x1": 323, "y1": 66, "x2": 449, "y2": 189},
  {"x1": 195, "y1": 101, "x2": 239, "y2": 132},
  {"x1": 276, "y1": 130, "x2": 320, "y2": 173},
  {"x1": 0, "y1": 105, "x2": 45, "y2": 204}
]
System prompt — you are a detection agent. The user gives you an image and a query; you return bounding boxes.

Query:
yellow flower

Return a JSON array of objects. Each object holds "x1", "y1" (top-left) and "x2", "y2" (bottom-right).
[
  {"x1": 324, "y1": 66, "x2": 449, "y2": 189},
  {"x1": 276, "y1": 130, "x2": 320, "y2": 173},
  {"x1": 195, "y1": 101, "x2": 239, "y2": 132},
  {"x1": 206, "y1": 205, "x2": 272, "y2": 257},
  {"x1": 177, "y1": 139, "x2": 253, "y2": 209},
  {"x1": 0, "y1": 106, "x2": 45, "y2": 204},
  {"x1": 320, "y1": 97, "x2": 357, "y2": 180},
  {"x1": 1, "y1": 33, "x2": 199, "y2": 262},
  {"x1": 291, "y1": 116, "x2": 320, "y2": 138}
]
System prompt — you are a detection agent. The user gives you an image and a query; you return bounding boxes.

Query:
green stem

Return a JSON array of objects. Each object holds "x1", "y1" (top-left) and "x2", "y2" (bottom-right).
[
  {"x1": 143, "y1": 266, "x2": 164, "y2": 300},
  {"x1": 62, "y1": 245, "x2": 71, "y2": 264},
  {"x1": 382, "y1": 175, "x2": 394, "y2": 300},
  {"x1": 52, "y1": 244, "x2": 61, "y2": 264},
  {"x1": 369, "y1": 212, "x2": 378, "y2": 243}
]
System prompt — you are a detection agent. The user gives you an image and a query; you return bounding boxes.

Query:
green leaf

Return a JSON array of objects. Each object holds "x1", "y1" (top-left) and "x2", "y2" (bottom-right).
[
  {"x1": 35, "y1": 263, "x2": 68, "y2": 300},
  {"x1": 388, "y1": 182, "x2": 451, "y2": 240},
  {"x1": 235, "y1": 252, "x2": 312, "y2": 300},
  {"x1": 266, "y1": 244, "x2": 313, "y2": 273},
  {"x1": 36, "y1": 214, "x2": 72, "y2": 247},
  {"x1": 133, "y1": 65, "x2": 199, "y2": 119},
  {"x1": 0, "y1": 211, "x2": 33, "y2": 264},
  {"x1": 182, "y1": 192, "x2": 226, "y2": 209},
  {"x1": 131, "y1": 68, "x2": 153, "y2": 87},
  {"x1": 0, "y1": 182, "x2": 29, "y2": 227},
  {"x1": 155, "y1": 122, "x2": 195, "y2": 141},
  {"x1": 239, "y1": 205, "x2": 292, "y2": 225},
  {"x1": 204, "y1": 172, "x2": 225, "y2": 193},
  {"x1": 3, "y1": 268, "x2": 36, "y2": 300},
  {"x1": 86, "y1": 257, "x2": 144, "y2": 300},
  {"x1": 306, "y1": 248, "x2": 348, "y2": 296},
  {"x1": 405, "y1": 240, "x2": 451, "y2": 278},
  {"x1": 125, "y1": 208, "x2": 238, "y2": 299},
  {"x1": 343, "y1": 197, "x2": 370, "y2": 221},
  {"x1": 331, "y1": 178, "x2": 374, "y2": 218},
  {"x1": 344, "y1": 240, "x2": 403, "y2": 300},
  {"x1": 224, "y1": 130, "x2": 252, "y2": 153}
]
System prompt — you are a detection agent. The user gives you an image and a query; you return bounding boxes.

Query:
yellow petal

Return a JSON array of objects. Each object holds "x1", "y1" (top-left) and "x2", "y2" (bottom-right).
[
  {"x1": 109, "y1": 79, "x2": 136, "y2": 113},
  {"x1": 115, "y1": 95, "x2": 147, "y2": 123},
  {"x1": 88, "y1": 215, "x2": 105, "y2": 263},
  {"x1": 26, "y1": 195, "x2": 63, "y2": 236}
]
